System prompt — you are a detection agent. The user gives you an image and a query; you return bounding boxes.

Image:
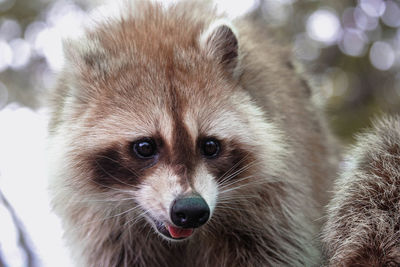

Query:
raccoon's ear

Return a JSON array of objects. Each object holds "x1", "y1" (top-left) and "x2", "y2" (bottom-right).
[
  {"x1": 200, "y1": 20, "x2": 240, "y2": 77},
  {"x1": 63, "y1": 37, "x2": 112, "y2": 81}
]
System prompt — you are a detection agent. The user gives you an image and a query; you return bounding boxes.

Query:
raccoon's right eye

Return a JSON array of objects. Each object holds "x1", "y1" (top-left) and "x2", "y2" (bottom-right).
[
  {"x1": 200, "y1": 138, "x2": 221, "y2": 158},
  {"x1": 132, "y1": 138, "x2": 157, "y2": 159}
]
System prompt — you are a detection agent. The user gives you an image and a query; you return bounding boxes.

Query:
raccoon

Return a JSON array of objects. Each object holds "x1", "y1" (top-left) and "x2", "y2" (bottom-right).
[
  {"x1": 322, "y1": 116, "x2": 400, "y2": 266},
  {"x1": 47, "y1": 1, "x2": 338, "y2": 266}
]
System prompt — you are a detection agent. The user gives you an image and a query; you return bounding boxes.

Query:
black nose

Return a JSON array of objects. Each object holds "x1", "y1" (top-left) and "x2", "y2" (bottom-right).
[{"x1": 170, "y1": 195, "x2": 210, "y2": 228}]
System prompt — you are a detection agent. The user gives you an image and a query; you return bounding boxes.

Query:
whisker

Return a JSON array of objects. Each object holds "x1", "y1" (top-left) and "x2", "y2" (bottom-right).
[
  {"x1": 218, "y1": 160, "x2": 255, "y2": 187},
  {"x1": 124, "y1": 209, "x2": 150, "y2": 229},
  {"x1": 217, "y1": 154, "x2": 251, "y2": 185},
  {"x1": 110, "y1": 205, "x2": 143, "y2": 219},
  {"x1": 218, "y1": 161, "x2": 261, "y2": 188},
  {"x1": 218, "y1": 174, "x2": 259, "y2": 191}
]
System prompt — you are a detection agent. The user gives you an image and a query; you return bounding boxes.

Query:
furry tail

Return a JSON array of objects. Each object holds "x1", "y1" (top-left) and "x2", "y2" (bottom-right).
[{"x1": 322, "y1": 115, "x2": 400, "y2": 266}]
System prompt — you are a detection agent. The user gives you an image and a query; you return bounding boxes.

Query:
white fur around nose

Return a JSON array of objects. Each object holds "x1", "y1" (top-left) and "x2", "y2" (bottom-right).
[
  {"x1": 136, "y1": 166, "x2": 184, "y2": 221},
  {"x1": 192, "y1": 164, "x2": 218, "y2": 215},
  {"x1": 136, "y1": 163, "x2": 218, "y2": 222}
]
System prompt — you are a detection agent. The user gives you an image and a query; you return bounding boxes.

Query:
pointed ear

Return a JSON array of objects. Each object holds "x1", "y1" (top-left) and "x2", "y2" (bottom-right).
[
  {"x1": 63, "y1": 37, "x2": 109, "y2": 78},
  {"x1": 200, "y1": 20, "x2": 240, "y2": 77}
]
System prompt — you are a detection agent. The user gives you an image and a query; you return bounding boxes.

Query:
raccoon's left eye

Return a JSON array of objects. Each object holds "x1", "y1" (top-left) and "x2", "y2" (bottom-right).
[{"x1": 132, "y1": 138, "x2": 157, "y2": 159}]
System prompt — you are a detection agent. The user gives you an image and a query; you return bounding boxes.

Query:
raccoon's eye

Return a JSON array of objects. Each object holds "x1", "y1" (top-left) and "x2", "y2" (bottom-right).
[
  {"x1": 132, "y1": 138, "x2": 157, "y2": 159},
  {"x1": 201, "y1": 138, "x2": 221, "y2": 158}
]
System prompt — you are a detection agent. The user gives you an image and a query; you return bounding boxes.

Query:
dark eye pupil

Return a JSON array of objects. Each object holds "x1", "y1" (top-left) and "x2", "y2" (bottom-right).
[
  {"x1": 202, "y1": 139, "x2": 220, "y2": 158},
  {"x1": 134, "y1": 139, "x2": 156, "y2": 158}
]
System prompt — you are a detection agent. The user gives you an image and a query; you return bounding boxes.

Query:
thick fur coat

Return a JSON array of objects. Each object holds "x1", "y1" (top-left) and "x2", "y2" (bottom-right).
[
  {"x1": 323, "y1": 116, "x2": 400, "y2": 266},
  {"x1": 48, "y1": 1, "x2": 339, "y2": 266}
]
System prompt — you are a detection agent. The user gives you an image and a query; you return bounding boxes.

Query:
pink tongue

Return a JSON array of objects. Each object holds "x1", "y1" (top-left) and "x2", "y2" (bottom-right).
[{"x1": 168, "y1": 225, "x2": 193, "y2": 238}]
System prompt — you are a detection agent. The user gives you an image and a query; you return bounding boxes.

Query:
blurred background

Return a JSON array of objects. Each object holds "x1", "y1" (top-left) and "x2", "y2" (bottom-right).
[{"x1": 0, "y1": 0, "x2": 399, "y2": 266}]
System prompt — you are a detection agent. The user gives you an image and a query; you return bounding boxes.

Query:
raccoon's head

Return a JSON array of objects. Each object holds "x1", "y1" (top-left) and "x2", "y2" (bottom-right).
[{"x1": 49, "y1": 6, "x2": 286, "y2": 242}]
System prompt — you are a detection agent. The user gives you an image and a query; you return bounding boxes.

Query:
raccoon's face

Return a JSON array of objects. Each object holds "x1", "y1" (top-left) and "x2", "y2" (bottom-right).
[
  {"x1": 79, "y1": 81, "x2": 263, "y2": 241},
  {"x1": 82, "y1": 90, "x2": 268, "y2": 241},
  {"x1": 51, "y1": 16, "x2": 286, "y2": 242}
]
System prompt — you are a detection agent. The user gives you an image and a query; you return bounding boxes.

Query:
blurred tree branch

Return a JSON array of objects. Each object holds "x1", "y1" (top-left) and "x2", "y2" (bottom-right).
[{"x1": 0, "y1": 189, "x2": 38, "y2": 267}]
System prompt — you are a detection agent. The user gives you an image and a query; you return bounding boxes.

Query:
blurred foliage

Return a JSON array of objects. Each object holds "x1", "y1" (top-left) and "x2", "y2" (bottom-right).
[
  {"x1": 0, "y1": 0, "x2": 399, "y2": 143},
  {"x1": 260, "y1": 0, "x2": 400, "y2": 142}
]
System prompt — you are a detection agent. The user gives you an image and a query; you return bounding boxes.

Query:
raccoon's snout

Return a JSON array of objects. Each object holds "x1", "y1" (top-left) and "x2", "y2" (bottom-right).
[{"x1": 170, "y1": 195, "x2": 210, "y2": 228}]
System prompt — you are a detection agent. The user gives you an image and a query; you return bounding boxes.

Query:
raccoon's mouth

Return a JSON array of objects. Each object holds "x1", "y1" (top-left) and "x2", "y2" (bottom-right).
[{"x1": 153, "y1": 220, "x2": 194, "y2": 240}]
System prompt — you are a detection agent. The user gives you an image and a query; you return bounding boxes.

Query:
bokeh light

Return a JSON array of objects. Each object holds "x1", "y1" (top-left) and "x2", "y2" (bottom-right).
[
  {"x1": 0, "y1": 19, "x2": 21, "y2": 41},
  {"x1": 342, "y1": 7, "x2": 357, "y2": 29},
  {"x1": 0, "y1": 40, "x2": 12, "y2": 72},
  {"x1": 381, "y1": 1, "x2": 400, "y2": 28},
  {"x1": 9, "y1": 39, "x2": 32, "y2": 70},
  {"x1": 354, "y1": 7, "x2": 379, "y2": 31},
  {"x1": 24, "y1": 21, "x2": 47, "y2": 47},
  {"x1": 369, "y1": 41, "x2": 395, "y2": 70},
  {"x1": 46, "y1": 0, "x2": 87, "y2": 39},
  {"x1": 34, "y1": 27, "x2": 64, "y2": 71},
  {"x1": 339, "y1": 28, "x2": 368, "y2": 57},
  {"x1": 359, "y1": 0, "x2": 386, "y2": 18},
  {"x1": 306, "y1": 9, "x2": 341, "y2": 45},
  {"x1": 34, "y1": 1, "x2": 89, "y2": 71},
  {"x1": 215, "y1": 0, "x2": 259, "y2": 18}
]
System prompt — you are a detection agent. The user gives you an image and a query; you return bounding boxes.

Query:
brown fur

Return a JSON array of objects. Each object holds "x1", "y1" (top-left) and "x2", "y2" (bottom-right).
[
  {"x1": 48, "y1": 1, "x2": 339, "y2": 266},
  {"x1": 322, "y1": 115, "x2": 400, "y2": 266}
]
